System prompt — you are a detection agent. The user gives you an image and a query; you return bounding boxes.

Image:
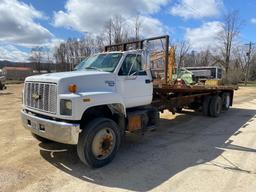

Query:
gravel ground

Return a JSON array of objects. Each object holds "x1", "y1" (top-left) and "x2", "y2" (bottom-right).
[{"x1": 0, "y1": 84, "x2": 256, "y2": 192}]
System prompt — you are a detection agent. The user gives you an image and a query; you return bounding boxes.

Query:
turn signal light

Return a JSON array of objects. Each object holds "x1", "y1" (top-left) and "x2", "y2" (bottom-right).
[{"x1": 68, "y1": 84, "x2": 77, "y2": 93}]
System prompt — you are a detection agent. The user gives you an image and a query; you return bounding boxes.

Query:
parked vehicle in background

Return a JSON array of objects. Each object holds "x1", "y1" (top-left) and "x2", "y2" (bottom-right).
[
  {"x1": 21, "y1": 35, "x2": 237, "y2": 168},
  {"x1": 2, "y1": 67, "x2": 33, "y2": 81},
  {"x1": 185, "y1": 66, "x2": 224, "y2": 82},
  {"x1": 0, "y1": 69, "x2": 6, "y2": 90}
]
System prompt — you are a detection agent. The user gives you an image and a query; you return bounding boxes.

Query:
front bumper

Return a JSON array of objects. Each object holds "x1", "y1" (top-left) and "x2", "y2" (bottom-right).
[{"x1": 21, "y1": 110, "x2": 81, "y2": 144}]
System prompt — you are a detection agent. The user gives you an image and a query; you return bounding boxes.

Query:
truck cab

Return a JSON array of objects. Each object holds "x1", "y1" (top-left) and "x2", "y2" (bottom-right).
[
  {"x1": 21, "y1": 49, "x2": 157, "y2": 168},
  {"x1": 74, "y1": 50, "x2": 153, "y2": 108}
]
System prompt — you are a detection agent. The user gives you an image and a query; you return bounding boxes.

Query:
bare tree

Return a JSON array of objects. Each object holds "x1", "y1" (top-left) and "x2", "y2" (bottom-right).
[
  {"x1": 53, "y1": 34, "x2": 106, "y2": 71},
  {"x1": 111, "y1": 15, "x2": 128, "y2": 44},
  {"x1": 218, "y1": 10, "x2": 242, "y2": 77},
  {"x1": 186, "y1": 49, "x2": 213, "y2": 67},
  {"x1": 134, "y1": 15, "x2": 142, "y2": 40},
  {"x1": 250, "y1": 54, "x2": 256, "y2": 80},
  {"x1": 94, "y1": 35, "x2": 105, "y2": 52},
  {"x1": 45, "y1": 49, "x2": 53, "y2": 73},
  {"x1": 54, "y1": 43, "x2": 68, "y2": 71},
  {"x1": 103, "y1": 15, "x2": 129, "y2": 45},
  {"x1": 232, "y1": 46, "x2": 247, "y2": 71},
  {"x1": 104, "y1": 19, "x2": 112, "y2": 45},
  {"x1": 244, "y1": 42, "x2": 256, "y2": 85},
  {"x1": 175, "y1": 40, "x2": 190, "y2": 67},
  {"x1": 30, "y1": 46, "x2": 44, "y2": 73},
  {"x1": 200, "y1": 49, "x2": 211, "y2": 66}
]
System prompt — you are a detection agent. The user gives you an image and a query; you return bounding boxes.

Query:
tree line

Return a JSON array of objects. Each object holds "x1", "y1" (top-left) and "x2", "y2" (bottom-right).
[{"x1": 30, "y1": 12, "x2": 256, "y2": 84}]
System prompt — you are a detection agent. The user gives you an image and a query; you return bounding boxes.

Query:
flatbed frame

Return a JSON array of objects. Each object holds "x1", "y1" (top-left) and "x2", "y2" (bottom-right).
[{"x1": 104, "y1": 35, "x2": 237, "y2": 114}]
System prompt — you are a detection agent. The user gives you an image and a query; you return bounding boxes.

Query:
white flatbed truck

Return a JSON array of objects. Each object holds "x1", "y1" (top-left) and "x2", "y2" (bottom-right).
[{"x1": 21, "y1": 36, "x2": 236, "y2": 168}]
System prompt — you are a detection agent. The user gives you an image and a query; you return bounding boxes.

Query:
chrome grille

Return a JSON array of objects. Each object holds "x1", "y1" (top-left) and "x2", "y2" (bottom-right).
[{"x1": 24, "y1": 82, "x2": 57, "y2": 114}]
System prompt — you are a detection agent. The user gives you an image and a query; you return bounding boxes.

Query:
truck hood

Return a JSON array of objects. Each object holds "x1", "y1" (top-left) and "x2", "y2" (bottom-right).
[
  {"x1": 25, "y1": 70, "x2": 116, "y2": 94},
  {"x1": 26, "y1": 71, "x2": 110, "y2": 82}
]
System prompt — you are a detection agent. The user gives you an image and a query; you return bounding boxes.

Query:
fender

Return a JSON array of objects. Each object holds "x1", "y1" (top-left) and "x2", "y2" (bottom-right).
[{"x1": 73, "y1": 91, "x2": 126, "y2": 120}]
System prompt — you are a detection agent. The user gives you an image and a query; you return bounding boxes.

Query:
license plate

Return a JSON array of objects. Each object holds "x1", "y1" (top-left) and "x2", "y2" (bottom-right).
[{"x1": 31, "y1": 122, "x2": 37, "y2": 130}]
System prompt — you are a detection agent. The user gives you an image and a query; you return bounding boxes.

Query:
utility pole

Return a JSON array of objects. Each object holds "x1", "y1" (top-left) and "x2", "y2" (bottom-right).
[{"x1": 244, "y1": 42, "x2": 255, "y2": 86}]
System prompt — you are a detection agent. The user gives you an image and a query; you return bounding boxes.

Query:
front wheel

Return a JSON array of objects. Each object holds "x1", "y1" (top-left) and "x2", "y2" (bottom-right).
[{"x1": 77, "y1": 118, "x2": 121, "y2": 168}]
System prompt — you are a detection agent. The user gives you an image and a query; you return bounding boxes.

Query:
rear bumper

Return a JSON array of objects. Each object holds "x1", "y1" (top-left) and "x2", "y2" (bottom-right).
[{"x1": 21, "y1": 110, "x2": 81, "y2": 144}]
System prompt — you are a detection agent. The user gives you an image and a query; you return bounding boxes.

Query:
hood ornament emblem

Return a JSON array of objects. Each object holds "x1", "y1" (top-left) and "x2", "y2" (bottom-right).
[{"x1": 32, "y1": 93, "x2": 41, "y2": 100}]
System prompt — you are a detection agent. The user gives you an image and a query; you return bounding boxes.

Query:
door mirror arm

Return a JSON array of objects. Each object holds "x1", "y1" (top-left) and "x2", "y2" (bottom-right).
[
  {"x1": 125, "y1": 74, "x2": 137, "y2": 80},
  {"x1": 129, "y1": 71, "x2": 138, "y2": 76}
]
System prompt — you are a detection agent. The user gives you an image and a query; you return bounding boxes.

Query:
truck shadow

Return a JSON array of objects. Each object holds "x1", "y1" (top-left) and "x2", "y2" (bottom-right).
[
  {"x1": 0, "y1": 92, "x2": 13, "y2": 96},
  {"x1": 39, "y1": 108, "x2": 256, "y2": 191}
]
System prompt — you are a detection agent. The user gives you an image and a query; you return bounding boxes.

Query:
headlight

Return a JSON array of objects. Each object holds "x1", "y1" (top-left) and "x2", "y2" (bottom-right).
[
  {"x1": 60, "y1": 99, "x2": 72, "y2": 115},
  {"x1": 65, "y1": 100, "x2": 72, "y2": 110}
]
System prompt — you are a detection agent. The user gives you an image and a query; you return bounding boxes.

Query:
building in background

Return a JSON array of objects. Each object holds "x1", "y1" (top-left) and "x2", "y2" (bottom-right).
[
  {"x1": 2, "y1": 67, "x2": 33, "y2": 80},
  {"x1": 0, "y1": 69, "x2": 6, "y2": 90}
]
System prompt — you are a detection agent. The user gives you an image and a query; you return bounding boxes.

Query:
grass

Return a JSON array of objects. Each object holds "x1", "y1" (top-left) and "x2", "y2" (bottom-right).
[
  {"x1": 239, "y1": 81, "x2": 256, "y2": 87},
  {"x1": 6, "y1": 80, "x2": 24, "y2": 84}
]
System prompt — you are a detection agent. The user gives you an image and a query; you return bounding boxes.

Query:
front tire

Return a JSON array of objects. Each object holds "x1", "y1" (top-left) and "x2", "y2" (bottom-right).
[
  {"x1": 176, "y1": 107, "x2": 183, "y2": 113},
  {"x1": 77, "y1": 118, "x2": 121, "y2": 168},
  {"x1": 0, "y1": 82, "x2": 3, "y2": 90}
]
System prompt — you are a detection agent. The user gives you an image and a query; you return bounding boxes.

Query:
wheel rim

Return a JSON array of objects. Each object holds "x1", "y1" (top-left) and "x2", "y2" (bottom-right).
[
  {"x1": 225, "y1": 95, "x2": 230, "y2": 108},
  {"x1": 92, "y1": 127, "x2": 116, "y2": 160},
  {"x1": 216, "y1": 101, "x2": 221, "y2": 113}
]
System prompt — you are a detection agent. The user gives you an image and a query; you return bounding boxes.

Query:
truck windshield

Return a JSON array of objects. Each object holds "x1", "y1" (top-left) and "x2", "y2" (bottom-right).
[{"x1": 75, "y1": 53, "x2": 123, "y2": 72}]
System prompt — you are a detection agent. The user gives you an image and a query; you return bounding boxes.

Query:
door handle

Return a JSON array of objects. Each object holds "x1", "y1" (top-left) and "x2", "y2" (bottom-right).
[{"x1": 145, "y1": 79, "x2": 152, "y2": 84}]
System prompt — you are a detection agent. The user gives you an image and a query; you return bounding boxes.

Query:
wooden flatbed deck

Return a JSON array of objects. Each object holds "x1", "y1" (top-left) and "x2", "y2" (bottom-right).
[{"x1": 154, "y1": 84, "x2": 237, "y2": 94}]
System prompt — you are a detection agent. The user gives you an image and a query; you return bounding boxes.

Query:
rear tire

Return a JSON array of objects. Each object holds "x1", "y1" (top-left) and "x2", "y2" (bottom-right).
[
  {"x1": 31, "y1": 133, "x2": 51, "y2": 143},
  {"x1": 209, "y1": 96, "x2": 222, "y2": 117},
  {"x1": 176, "y1": 107, "x2": 183, "y2": 113},
  {"x1": 77, "y1": 118, "x2": 121, "y2": 168},
  {"x1": 202, "y1": 96, "x2": 211, "y2": 116}
]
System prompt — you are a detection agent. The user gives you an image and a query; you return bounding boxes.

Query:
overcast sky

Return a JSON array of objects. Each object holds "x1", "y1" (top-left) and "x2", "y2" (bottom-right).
[{"x1": 0, "y1": 0, "x2": 256, "y2": 62}]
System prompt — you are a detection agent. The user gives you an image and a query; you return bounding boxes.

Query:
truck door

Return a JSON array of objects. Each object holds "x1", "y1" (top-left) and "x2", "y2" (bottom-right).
[{"x1": 117, "y1": 54, "x2": 153, "y2": 108}]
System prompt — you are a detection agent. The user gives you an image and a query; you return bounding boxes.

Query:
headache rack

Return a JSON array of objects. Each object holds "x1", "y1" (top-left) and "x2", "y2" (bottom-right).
[{"x1": 104, "y1": 35, "x2": 237, "y2": 101}]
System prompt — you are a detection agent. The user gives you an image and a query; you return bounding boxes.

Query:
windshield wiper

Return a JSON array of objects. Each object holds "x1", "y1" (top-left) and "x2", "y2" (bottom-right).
[{"x1": 85, "y1": 67, "x2": 103, "y2": 72}]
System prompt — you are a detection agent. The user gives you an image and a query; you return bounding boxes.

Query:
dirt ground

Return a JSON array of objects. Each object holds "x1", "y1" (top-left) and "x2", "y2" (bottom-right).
[{"x1": 0, "y1": 84, "x2": 256, "y2": 192}]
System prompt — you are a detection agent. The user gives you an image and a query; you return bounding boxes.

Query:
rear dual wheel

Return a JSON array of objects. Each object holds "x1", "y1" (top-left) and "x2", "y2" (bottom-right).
[
  {"x1": 209, "y1": 96, "x2": 222, "y2": 117},
  {"x1": 202, "y1": 96, "x2": 212, "y2": 116},
  {"x1": 222, "y1": 92, "x2": 230, "y2": 111},
  {"x1": 202, "y1": 95, "x2": 222, "y2": 117}
]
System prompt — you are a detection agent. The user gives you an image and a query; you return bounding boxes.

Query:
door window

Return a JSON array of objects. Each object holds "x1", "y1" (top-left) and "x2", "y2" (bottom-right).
[{"x1": 118, "y1": 54, "x2": 146, "y2": 76}]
